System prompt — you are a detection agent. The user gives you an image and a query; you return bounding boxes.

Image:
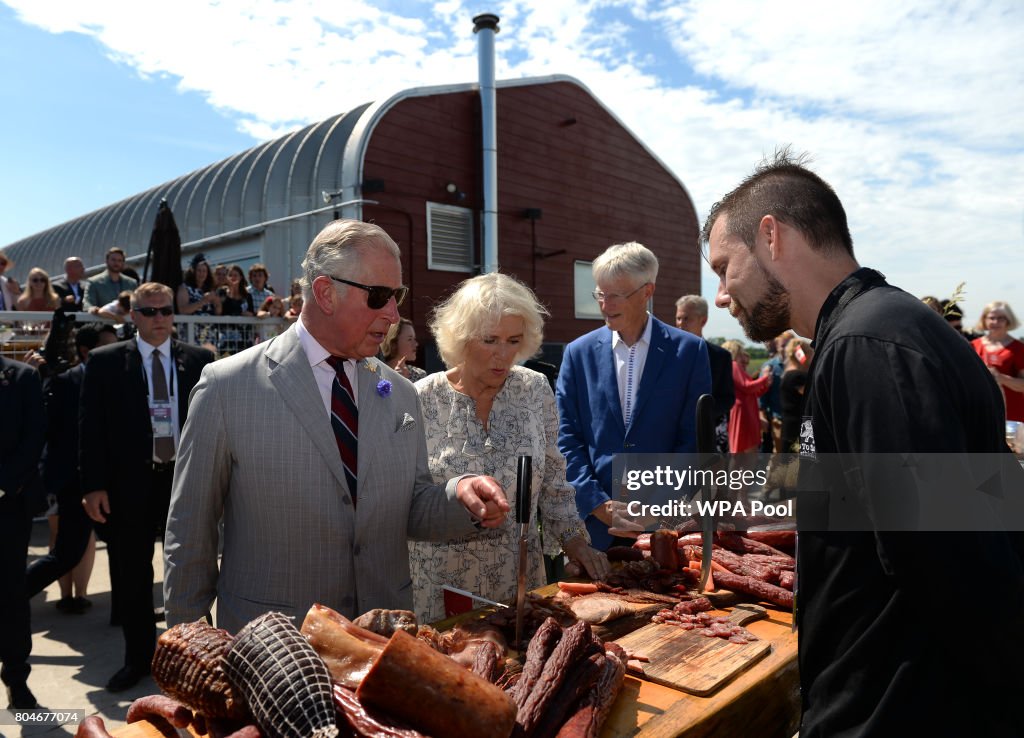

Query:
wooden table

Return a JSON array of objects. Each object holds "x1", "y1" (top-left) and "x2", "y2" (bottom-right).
[
  {"x1": 117, "y1": 591, "x2": 799, "y2": 738},
  {"x1": 600, "y1": 604, "x2": 799, "y2": 737}
]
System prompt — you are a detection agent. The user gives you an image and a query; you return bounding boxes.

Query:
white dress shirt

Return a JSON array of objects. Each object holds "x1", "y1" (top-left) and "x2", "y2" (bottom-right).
[
  {"x1": 138, "y1": 336, "x2": 180, "y2": 460},
  {"x1": 611, "y1": 314, "x2": 653, "y2": 426},
  {"x1": 296, "y1": 318, "x2": 359, "y2": 417}
]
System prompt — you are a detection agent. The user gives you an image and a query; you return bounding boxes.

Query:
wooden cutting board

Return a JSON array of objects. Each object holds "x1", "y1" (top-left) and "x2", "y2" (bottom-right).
[{"x1": 614, "y1": 604, "x2": 771, "y2": 697}]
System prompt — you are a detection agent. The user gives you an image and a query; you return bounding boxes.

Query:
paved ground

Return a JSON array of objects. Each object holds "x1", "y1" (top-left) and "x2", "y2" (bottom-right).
[{"x1": 4, "y1": 519, "x2": 167, "y2": 738}]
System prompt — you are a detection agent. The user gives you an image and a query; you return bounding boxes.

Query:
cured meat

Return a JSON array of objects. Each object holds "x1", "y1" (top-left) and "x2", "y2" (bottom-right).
[
  {"x1": 650, "y1": 530, "x2": 681, "y2": 571},
  {"x1": 516, "y1": 620, "x2": 595, "y2": 737},
  {"x1": 744, "y1": 529, "x2": 796, "y2": 551},
  {"x1": 357, "y1": 630, "x2": 516, "y2": 738},
  {"x1": 301, "y1": 604, "x2": 385, "y2": 689},
  {"x1": 332, "y1": 685, "x2": 429, "y2": 738},
  {"x1": 76, "y1": 716, "x2": 115, "y2": 738},
  {"x1": 151, "y1": 620, "x2": 251, "y2": 721},
  {"x1": 471, "y1": 639, "x2": 503, "y2": 683},
  {"x1": 606, "y1": 546, "x2": 644, "y2": 562},
  {"x1": 555, "y1": 649, "x2": 627, "y2": 738},
  {"x1": 779, "y1": 570, "x2": 795, "y2": 591},
  {"x1": 126, "y1": 695, "x2": 193, "y2": 728},
  {"x1": 351, "y1": 609, "x2": 418, "y2": 638},
  {"x1": 512, "y1": 617, "x2": 562, "y2": 707},
  {"x1": 566, "y1": 595, "x2": 634, "y2": 625},
  {"x1": 439, "y1": 620, "x2": 508, "y2": 669},
  {"x1": 712, "y1": 570, "x2": 794, "y2": 609},
  {"x1": 225, "y1": 611, "x2": 338, "y2": 738},
  {"x1": 651, "y1": 610, "x2": 758, "y2": 643}
]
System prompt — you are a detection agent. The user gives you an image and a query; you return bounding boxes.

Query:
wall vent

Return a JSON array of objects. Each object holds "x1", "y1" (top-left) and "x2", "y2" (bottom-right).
[{"x1": 427, "y1": 202, "x2": 475, "y2": 272}]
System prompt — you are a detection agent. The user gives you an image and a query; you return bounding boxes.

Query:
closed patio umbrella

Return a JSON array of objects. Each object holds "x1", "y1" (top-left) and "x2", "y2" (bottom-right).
[{"x1": 144, "y1": 199, "x2": 183, "y2": 293}]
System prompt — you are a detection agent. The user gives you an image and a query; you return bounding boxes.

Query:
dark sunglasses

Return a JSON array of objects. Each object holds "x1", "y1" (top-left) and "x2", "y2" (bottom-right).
[
  {"x1": 134, "y1": 306, "x2": 175, "y2": 317},
  {"x1": 329, "y1": 276, "x2": 408, "y2": 309}
]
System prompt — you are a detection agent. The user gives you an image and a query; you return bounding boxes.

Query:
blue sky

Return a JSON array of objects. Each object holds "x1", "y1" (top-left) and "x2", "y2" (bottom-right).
[{"x1": 1, "y1": 0, "x2": 1022, "y2": 341}]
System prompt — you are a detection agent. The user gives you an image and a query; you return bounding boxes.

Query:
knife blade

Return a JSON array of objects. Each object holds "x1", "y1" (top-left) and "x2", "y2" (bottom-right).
[
  {"x1": 514, "y1": 455, "x2": 533, "y2": 649},
  {"x1": 695, "y1": 394, "x2": 716, "y2": 592}
]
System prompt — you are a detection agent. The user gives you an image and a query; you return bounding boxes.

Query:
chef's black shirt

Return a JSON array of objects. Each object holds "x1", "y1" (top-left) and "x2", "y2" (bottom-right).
[{"x1": 797, "y1": 268, "x2": 1024, "y2": 737}]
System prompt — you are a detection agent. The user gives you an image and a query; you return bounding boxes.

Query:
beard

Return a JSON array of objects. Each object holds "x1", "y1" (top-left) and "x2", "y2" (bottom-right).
[{"x1": 731, "y1": 268, "x2": 791, "y2": 342}]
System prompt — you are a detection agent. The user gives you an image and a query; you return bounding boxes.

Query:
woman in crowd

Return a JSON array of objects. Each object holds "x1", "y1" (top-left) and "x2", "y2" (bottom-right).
[
  {"x1": 176, "y1": 254, "x2": 222, "y2": 316},
  {"x1": 16, "y1": 267, "x2": 60, "y2": 311},
  {"x1": 409, "y1": 272, "x2": 609, "y2": 623},
  {"x1": 722, "y1": 340, "x2": 773, "y2": 454},
  {"x1": 381, "y1": 317, "x2": 425, "y2": 381},
  {"x1": 971, "y1": 301, "x2": 1024, "y2": 422},
  {"x1": 217, "y1": 264, "x2": 255, "y2": 316},
  {"x1": 778, "y1": 336, "x2": 814, "y2": 453}
]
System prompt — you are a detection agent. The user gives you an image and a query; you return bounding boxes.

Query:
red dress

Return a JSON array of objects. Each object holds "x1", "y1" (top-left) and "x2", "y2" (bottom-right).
[
  {"x1": 729, "y1": 362, "x2": 773, "y2": 453},
  {"x1": 971, "y1": 337, "x2": 1024, "y2": 422}
]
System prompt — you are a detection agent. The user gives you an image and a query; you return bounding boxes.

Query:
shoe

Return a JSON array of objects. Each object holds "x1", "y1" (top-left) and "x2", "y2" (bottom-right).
[
  {"x1": 6, "y1": 683, "x2": 38, "y2": 709},
  {"x1": 106, "y1": 664, "x2": 149, "y2": 693},
  {"x1": 71, "y1": 596, "x2": 93, "y2": 614},
  {"x1": 55, "y1": 596, "x2": 76, "y2": 613}
]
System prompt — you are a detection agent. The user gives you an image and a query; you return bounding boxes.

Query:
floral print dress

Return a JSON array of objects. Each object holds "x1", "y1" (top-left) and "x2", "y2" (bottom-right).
[{"x1": 409, "y1": 366, "x2": 587, "y2": 623}]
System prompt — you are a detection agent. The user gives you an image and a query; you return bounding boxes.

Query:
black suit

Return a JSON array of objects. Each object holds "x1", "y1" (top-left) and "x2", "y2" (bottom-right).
[
  {"x1": 80, "y1": 338, "x2": 213, "y2": 670},
  {"x1": 54, "y1": 282, "x2": 85, "y2": 312},
  {"x1": 26, "y1": 363, "x2": 92, "y2": 596},
  {"x1": 0, "y1": 358, "x2": 45, "y2": 694}
]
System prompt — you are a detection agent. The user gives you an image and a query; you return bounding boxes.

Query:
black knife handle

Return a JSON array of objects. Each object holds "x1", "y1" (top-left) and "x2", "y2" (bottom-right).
[
  {"x1": 696, "y1": 394, "x2": 714, "y2": 455},
  {"x1": 516, "y1": 455, "x2": 533, "y2": 524}
]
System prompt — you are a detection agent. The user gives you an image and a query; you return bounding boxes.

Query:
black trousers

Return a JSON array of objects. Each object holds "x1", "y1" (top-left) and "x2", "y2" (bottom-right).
[
  {"x1": 101, "y1": 465, "x2": 173, "y2": 670},
  {"x1": 25, "y1": 486, "x2": 94, "y2": 597},
  {"x1": 0, "y1": 490, "x2": 32, "y2": 689}
]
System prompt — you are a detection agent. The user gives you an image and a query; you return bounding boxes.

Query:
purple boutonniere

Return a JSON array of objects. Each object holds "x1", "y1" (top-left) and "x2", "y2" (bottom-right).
[{"x1": 376, "y1": 379, "x2": 392, "y2": 397}]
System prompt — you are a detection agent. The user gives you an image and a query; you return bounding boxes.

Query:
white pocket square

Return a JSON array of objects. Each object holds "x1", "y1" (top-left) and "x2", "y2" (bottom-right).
[{"x1": 399, "y1": 413, "x2": 417, "y2": 431}]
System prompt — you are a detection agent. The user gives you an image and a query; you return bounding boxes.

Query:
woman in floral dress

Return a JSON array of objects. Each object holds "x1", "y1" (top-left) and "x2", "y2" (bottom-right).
[{"x1": 409, "y1": 273, "x2": 609, "y2": 623}]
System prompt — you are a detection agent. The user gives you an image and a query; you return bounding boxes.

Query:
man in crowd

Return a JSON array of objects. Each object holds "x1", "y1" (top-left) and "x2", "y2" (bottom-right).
[
  {"x1": 26, "y1": 325, "x2": 117, "y2": 607},
  {"x1": 164, "y1": 220, "x2": 508, "y2": 633},
  {"x1": 0, "y1": 355, "x2": 45, "y2": 708},
  {"x1": 702, "y1": 149, "x2": 1023, "y2": 735},
  {"x1": 83, "y1": 247, "x2": 139, "y2": 311},
  {"x1": 54, "y1": 257, "x2": 87, "y2": 311},
  {"x1": 556, "y1": 242, "x2": 711, "y2": 551},
  {"x1": 675, "y1": 295, "x2": 734, "y2": 453},
  {"x1": 247, "y1": 263, "x2": 274, "y2": 307},
  {"x1": 81, "y1": 283, "x2": 214, "y2": 692},
  {"x1": 0, "y1": 251, "x2": 20, "y2": 311}
]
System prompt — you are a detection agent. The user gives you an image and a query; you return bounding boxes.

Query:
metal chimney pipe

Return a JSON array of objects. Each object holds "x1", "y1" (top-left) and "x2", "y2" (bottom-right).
[{"x1": 473, "y1": 13, "x2": 500, "y2": 274}]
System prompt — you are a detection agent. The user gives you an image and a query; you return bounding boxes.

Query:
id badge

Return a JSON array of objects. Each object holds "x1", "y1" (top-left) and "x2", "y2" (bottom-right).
[{"x1": 151, "y1": 403, "x2": 173, "y2": 438}]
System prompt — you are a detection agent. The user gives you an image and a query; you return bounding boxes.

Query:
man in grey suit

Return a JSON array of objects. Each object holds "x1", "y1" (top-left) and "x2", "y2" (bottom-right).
[
  {"x1": 83, "y1": 247, "x2": 139, "y2": 311},
  {"x1": 164, "y1": 220, "x2": 509, "y2": 633}
]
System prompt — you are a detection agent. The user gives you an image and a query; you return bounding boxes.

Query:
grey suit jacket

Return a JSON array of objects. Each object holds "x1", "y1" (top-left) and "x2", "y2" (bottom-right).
[{"x1": 163, "y1": 324, "x2": 477, "y2": 633}]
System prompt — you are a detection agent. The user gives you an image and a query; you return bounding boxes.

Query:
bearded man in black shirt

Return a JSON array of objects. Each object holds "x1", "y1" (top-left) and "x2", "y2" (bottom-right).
[{"x1": 701, "y1": 149, "x2": 1024, "y2": 737}]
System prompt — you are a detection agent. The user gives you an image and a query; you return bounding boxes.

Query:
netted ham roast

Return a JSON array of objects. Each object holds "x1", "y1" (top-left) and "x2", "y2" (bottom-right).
[
  {"x1": 151, "y1": 620, "x2": 250, "y2": 721},
  {"x1": 224, "y1": 611, "x2": 339, "y2": 738}
]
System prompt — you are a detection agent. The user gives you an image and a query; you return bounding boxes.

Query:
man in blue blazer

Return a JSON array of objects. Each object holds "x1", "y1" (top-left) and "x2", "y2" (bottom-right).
[{"x1": 557, "y1": 242, "x2": 712, "y2": 550}]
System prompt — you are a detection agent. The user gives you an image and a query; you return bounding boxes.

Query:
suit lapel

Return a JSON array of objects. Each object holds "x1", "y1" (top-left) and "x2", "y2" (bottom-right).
[
  {"x1": 630, "y1": 318, "x2": 666, "y2": 426},
  {"x1": 124, "y1": 339, "x2": 149, "y2": 428},
  {"x1": 595, "y1": 329, "x2": 625, "y2": 434},
  {"x1": 170, "y1": 342, "x2": 190, "y2": 424},
  {"x1": 265, "y1": 328, "x2": 351, "y2": 494}
]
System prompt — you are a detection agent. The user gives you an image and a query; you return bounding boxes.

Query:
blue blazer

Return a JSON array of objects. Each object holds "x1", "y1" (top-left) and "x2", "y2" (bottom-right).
[{"x1": 556, "y1": 317, "x2": 711, "y2": 550}]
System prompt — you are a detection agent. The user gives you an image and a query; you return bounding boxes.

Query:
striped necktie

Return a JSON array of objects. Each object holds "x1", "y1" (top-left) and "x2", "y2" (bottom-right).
[
  {"x1": 326, "y1": 356, "x2": 358, "y2": 501},
  {"x1": 624, "y1": 343, "x2": 638, "y2": 426}
]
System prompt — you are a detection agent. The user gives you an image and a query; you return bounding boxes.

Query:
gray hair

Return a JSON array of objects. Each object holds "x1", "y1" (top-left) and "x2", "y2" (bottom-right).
[
  {"x1": 592, "y1": 241, "x2": 658, "y2": 285},
  {"x1": 300, "y1": 220, "x2": 401, "y2": 301},
  {"x1": 430, "y1": 272, "x2": 548, "y2": 368},
  {"x1": 675, "y1": 294, "x2": 708, "y2": 318}
]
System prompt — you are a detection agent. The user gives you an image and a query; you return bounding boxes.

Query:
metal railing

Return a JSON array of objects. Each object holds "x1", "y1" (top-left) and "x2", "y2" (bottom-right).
[{"x1": 0, "y1": 310, "x2": 290, "y2": 362}]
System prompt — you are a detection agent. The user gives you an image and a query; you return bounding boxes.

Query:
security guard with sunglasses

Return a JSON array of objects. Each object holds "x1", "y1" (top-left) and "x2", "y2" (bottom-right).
[{"x1": 80, "y1": 282, "x2": 213, "y2": 693}]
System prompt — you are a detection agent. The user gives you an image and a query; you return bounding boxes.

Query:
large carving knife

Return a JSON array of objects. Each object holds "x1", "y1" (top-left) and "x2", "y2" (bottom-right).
[
  {"x1": 695, "y1": 394, "x2": 716, "y2": 592},
  {"x1": 514, "y1": 455, "x2": 533, "y2": 649}
]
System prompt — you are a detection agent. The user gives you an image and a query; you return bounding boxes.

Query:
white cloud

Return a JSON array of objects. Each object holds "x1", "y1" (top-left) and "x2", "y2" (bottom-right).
[{"x1": 3, "y1": 0, "x2": 1022, "y2": 338}]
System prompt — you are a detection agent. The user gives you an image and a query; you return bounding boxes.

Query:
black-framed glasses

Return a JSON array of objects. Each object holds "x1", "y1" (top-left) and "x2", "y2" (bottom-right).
[
  {"x1": 592, "y1": 282, "x2": 649, "y2": 302},
  {"x1": 329, "y1": 276, "x2": 408, "y2": 309},
  {"x1": 134, "y1": 306, "x2": 174, "y2": 317}
]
